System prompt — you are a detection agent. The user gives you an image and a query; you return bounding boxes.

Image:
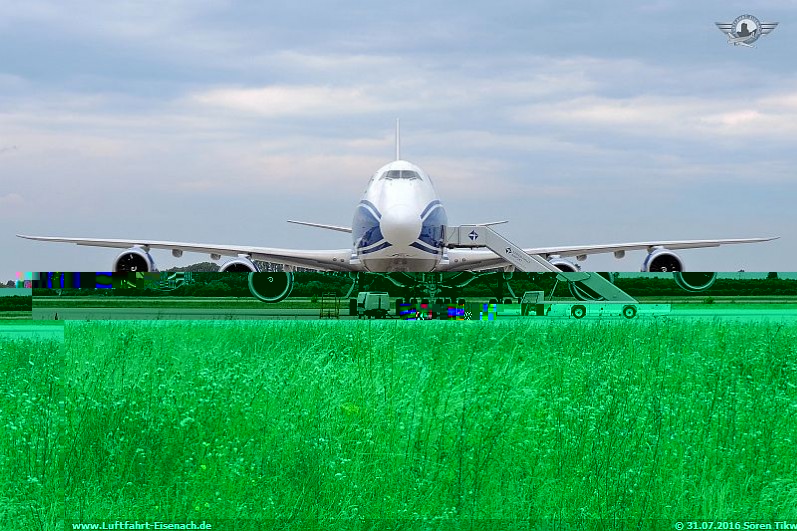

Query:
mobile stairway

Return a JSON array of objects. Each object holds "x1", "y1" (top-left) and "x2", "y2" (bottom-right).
[{"x1": 445, "y1": 225, "x2": 639, "y2": 304}]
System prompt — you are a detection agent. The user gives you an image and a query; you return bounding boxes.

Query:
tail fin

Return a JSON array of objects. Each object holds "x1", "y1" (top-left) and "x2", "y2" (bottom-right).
[{"x1": 395, "y1": 118, "x2": 400, "y2": 161}]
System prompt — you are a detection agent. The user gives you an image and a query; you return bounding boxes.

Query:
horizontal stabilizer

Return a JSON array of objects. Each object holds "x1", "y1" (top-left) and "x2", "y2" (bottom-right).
[
  {"x1": 286, "y1": 220, "x2": 352, "y2": 233},
  {"x1": 473, "y1": 220, "x2": 508, "y2": 226}
]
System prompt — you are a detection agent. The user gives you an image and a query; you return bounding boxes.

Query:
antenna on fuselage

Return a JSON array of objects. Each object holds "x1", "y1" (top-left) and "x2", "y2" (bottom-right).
[{"x1": 395, "y1": 118, "x2": 400, "y2": 161}]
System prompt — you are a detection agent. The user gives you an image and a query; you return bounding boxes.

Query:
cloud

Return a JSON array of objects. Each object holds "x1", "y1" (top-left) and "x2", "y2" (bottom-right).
[
  {"x1": 167, "y1": 153, "x2": 386, "y2": 196},
  {"x1": 0, "y1": 193, "x2": 25, "y2": 216},
  {"x1": 189, "y1": 85, "x2": 397, "y2": 117},
  {"x1": 0, "y1": 1, "x2": 240, "y2": 61},
  {"x1": 184, "y1": 53, "x2": 611, "y2": 120},
  {"x1": 513, "y1": 92, "x2": 797, "y2": 142}
]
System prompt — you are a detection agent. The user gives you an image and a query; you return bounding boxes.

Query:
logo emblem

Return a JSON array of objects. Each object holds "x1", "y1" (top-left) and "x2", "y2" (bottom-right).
[
  {"x1": 468, "y1": 230, "x2": 479, "y2": 241},
  {"x1": 716, "y1": 15, "x2": 778, "y2": 48}
]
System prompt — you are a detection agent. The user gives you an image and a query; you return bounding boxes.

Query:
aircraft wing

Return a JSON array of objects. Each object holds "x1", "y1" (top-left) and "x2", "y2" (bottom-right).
[
  {"x1": 440, "y1": 237, "x2": 778, "y2": 271},
  {"x1": 16, "y1": 235, "x2": 360, "y2": 272}
]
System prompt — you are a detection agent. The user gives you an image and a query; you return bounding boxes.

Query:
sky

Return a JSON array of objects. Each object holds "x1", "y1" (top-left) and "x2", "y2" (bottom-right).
[{"x1": 0, "y1": 1, "x2": 794, "y2": 281}]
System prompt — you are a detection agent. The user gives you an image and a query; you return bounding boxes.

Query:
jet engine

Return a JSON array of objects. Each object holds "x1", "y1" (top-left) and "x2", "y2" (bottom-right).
[
  {"x1": 114, "y1": 247, "x2": 157, "y2": 272},
  {"x1": 641, "y1": 249, "x2": 717, "y2": 291},
  {"x1": 248, "y1": 272, "x2": 293, "y2": 302},
  {"x1": 674, "y1": 272, "x2": 717, "y2": 292},
  {"x1": 220, "y1": 256, "x2": 260, "y2": 272},
  {"x1": 548, "y1": 256, "x2": 580, "y2": 272},
  {"x1": 641, "y1": 248, "x2": 683, "y2": 272}
]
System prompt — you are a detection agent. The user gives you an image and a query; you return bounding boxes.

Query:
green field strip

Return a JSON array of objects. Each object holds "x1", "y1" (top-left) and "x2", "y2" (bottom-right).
[{"x1": 3, "y1": 320, "x2": 796, "y2": 528}]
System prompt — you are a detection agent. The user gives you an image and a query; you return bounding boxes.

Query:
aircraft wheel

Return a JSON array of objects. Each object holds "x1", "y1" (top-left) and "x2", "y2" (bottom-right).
[
  {"x1": 622, "y1": 305, "x2": 637, "y2": 319},
  {"x1": 571, "y1": 305, "x2": 587, "y2": 319}
]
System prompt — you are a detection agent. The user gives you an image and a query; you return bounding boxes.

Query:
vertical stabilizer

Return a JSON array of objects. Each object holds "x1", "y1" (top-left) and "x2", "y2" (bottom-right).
[{"x1": 395, "y1": 118, "x2": 400, "y2": 161}]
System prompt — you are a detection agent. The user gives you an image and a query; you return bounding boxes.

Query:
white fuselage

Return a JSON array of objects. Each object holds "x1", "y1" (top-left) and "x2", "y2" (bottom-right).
[{"x1": 352, "y1": 160, "x2": 448, "y2": 272}]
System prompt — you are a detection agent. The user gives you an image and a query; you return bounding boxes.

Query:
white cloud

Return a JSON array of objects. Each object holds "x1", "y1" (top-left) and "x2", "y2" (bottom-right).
[
  {"x1": 760, "y1": 91, "x2": 797, "y2": 109},
  {"x1": 514, "y1": 93, "x2": 797, "y2": 141},
  {"x1": 184, "y1": 53, "x2": 611, "y2": 119},
  {"x1": 167, "y1": 152, "x2": 385, "y2": 196},
  {"x1": 190, "y1": 85, "x2": 398, "y2": 117}
]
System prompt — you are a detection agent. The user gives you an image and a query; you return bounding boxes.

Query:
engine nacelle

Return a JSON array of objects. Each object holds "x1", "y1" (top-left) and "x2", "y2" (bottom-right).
[
  {"x1": 114, "y1": 247, "x2": 157, "y2": 272},
  {"x1": 248, "y1": 272, "x2": 293, "y2": 302},
  {"x1": 220, "y1": 256, "x2": 260, "y2": 272},
  {"x1": 641, "y1": 248, "x2": 683, "y2": 272},
  {"x1": 549, "y1": 256, "x2": 580, "y2": 272},
  {"x1": 674, "y1": 272, "x2": 717, "y2": 292}
]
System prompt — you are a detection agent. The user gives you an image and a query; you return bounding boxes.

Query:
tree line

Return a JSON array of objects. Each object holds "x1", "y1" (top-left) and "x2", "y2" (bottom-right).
[
  {"x1": 0, "y1": 296, "x2": 33, "y2": 311},
  {"x1": 30, "y1": 273, "x2": 797, "y2": 298}
]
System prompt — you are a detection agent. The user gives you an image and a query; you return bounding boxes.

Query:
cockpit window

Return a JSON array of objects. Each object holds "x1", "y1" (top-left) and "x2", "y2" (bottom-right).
[{"x1": 382, "y1": 170, "x2": 421, "y2": 180}]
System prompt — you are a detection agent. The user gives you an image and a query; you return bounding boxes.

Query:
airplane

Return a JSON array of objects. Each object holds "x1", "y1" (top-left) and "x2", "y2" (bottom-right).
[
  {"x1": 727, "y1": 32, "x2": 757, "y2": 47},
  {"x1": 18, "y1": 121, "x2": 777, "y2": 301}
]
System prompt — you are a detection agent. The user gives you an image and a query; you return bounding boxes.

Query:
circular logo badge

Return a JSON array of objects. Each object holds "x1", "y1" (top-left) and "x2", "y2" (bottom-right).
[{"x1": 731, "y1": 14, "x2": 762, "y2": 44}]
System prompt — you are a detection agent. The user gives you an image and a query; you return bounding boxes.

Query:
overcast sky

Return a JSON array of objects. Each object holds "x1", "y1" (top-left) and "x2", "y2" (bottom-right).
[{"x1": 1, "y1": 1, "x2": 794, "y2": 281}]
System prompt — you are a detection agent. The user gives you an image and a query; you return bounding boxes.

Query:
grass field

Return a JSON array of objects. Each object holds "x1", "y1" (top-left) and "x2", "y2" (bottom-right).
[
  {"x1": 0, "y1": 337, "x2": 62, "y2": 530},
  {"x1": 3, "y1": 320, "x2": 797, "y2": 530}
]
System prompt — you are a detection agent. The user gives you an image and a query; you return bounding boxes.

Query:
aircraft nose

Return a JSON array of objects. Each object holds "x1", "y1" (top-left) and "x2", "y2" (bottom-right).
[{"x1": 380, "y1": 204, "x2": 421, "y2": 247}]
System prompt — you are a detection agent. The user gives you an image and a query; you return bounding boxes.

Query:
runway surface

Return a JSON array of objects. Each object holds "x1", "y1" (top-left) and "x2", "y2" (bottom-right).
[
  {"x1": 31, "y1": 306, "x2": 797, "y2": 322},
  {"x1": 34, "y1": 308, "x2": 356, "y2": 320},
  {"x1": 0, "y1": 324, "x2": 65, "y2": 340}
]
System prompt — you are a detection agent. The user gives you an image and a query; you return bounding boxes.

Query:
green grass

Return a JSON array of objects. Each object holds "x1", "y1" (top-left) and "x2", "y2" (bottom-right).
[
  {"x1": 0, "y1": 337, "x2": 63, "y2": 530},
  {"x1": 46, "y1": 320, "x2": 797, "y2": 529},
  {"x1": 3, "y1": 321, "x2": 796, "y2": 529}
]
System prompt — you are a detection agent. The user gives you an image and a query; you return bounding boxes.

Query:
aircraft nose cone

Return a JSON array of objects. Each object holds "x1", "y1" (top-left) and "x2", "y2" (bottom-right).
[{"x1": 380, "y1": 204, "x2": 421, "y2": 247}]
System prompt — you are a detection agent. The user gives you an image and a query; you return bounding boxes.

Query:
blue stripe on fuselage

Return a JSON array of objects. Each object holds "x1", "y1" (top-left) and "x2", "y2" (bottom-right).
[
  {"x1": 410, "y1": 241, "x2": 442, "y2": 255},
  {"x1": 353, "y1": 200, "x2": 447, "y2": 257},
  {"x1": 417, "y1": 202, "x2": 447, "y2": 252},
  {"x1": 359, "y1": 200, "x2": 381, "y2": 218},
  {"x1": 420, "y1": 199, "x2": 442, "y2": 219},
  {"x1": 353, "y1": 203, "x2": 385, "y2": 251},
  {"x1": 360, "y1": 241, "x2": 393, "y2": 255}
]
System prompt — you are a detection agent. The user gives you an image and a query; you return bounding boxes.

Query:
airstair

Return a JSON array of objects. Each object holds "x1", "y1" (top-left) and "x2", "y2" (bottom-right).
[
  {"x1": 319, "y1": 292, "x2": 341, "y2": 319},
  {"x1": 444, "y1": 225, "x2": 637, "y2": 303}
]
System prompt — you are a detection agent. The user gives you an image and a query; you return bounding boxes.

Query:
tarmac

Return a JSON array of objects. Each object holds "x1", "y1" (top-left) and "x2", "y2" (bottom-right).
[
  {"x1": 30, "y1": 305, "x2": 797, "y2": 322},
  {"x1": 34, "y1": 307, "x2": 353, "y2": 320}
]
